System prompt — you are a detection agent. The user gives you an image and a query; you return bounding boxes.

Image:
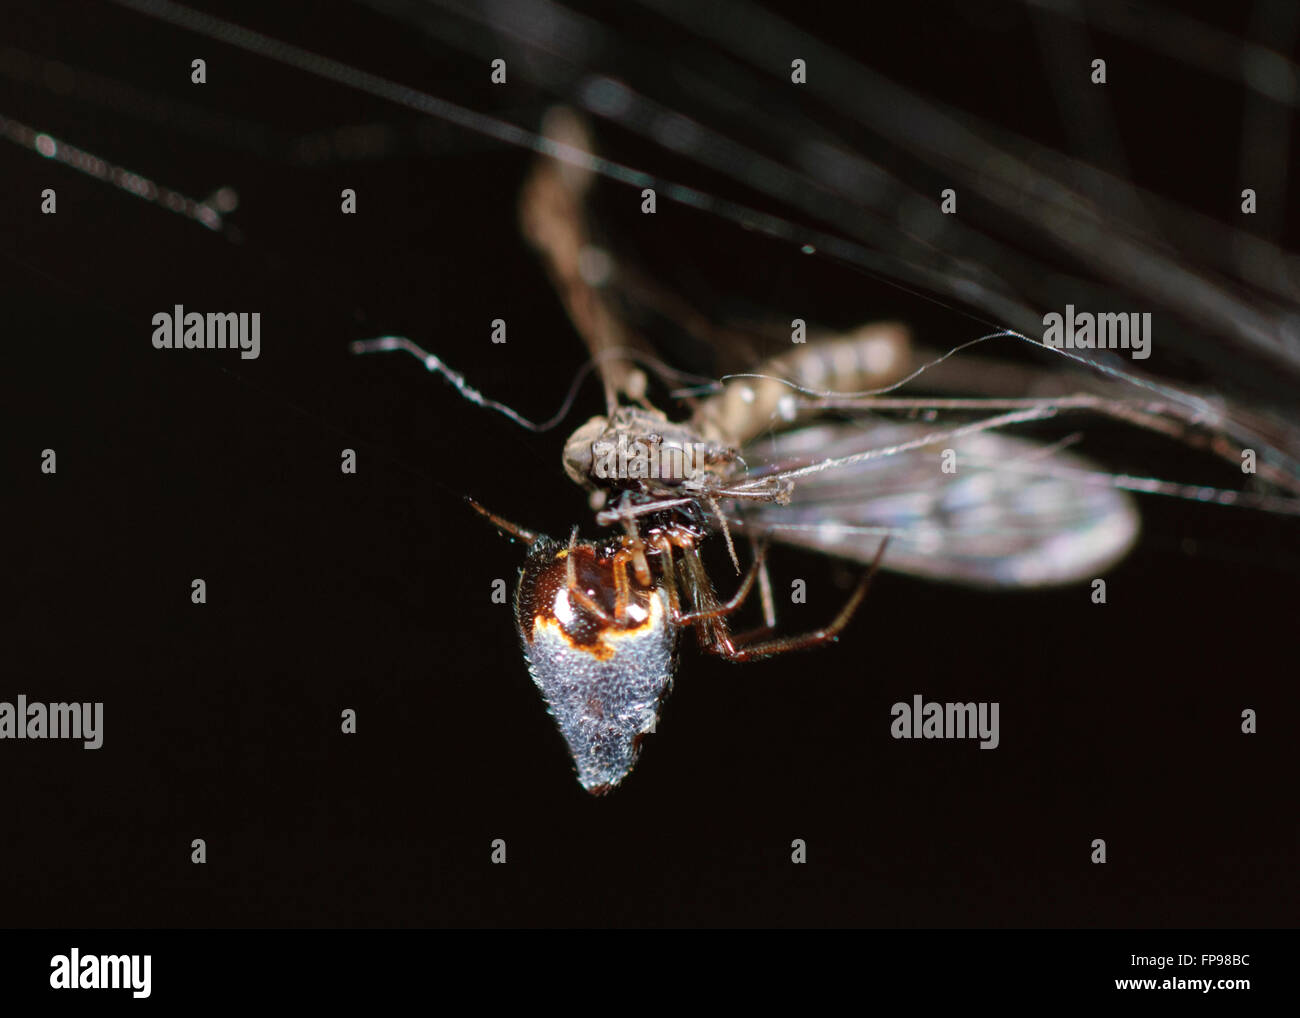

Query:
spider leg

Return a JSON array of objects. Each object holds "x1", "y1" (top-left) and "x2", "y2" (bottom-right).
[
  {"x1": 466, "y1": 497, "x2": 540, "y2": 545},
  {"x1": 677, "y1": 540, "x2": 768, "y2": 624},
  {"x1": 712, "y1": 538, "x2": 889, "y2": 663},
  {"x1": 563, "y1": 526, "x2": 616, "y2": 623}
]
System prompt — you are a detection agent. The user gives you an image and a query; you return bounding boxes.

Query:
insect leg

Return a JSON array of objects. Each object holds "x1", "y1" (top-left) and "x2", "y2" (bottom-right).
[{"x1": 351, "y1": 336, "x2": 599, "y2": 435}]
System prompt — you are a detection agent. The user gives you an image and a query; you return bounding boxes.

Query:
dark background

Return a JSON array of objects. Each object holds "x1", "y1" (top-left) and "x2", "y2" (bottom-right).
[{"x1": 4, "y1": 0, "x2": 1298, "y2": 927}]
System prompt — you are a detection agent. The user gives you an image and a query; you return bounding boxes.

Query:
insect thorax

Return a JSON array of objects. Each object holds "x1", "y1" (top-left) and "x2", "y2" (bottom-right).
[{"x1": 561, "y1": 407, "x2": 739, "y2": 497}]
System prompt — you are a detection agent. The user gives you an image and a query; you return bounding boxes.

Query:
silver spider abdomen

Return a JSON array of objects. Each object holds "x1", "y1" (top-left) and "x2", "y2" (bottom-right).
[{"x1": 514, "y1": 540, "x2": 679, "y2": 794}]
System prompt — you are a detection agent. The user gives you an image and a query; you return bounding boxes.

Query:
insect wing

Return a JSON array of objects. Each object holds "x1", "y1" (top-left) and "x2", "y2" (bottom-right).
[{"x1": 735, "y1": 421, "x2": 1140, "y2": 588}]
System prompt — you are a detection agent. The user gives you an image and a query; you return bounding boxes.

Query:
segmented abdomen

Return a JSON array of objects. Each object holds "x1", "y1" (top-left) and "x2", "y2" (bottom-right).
[{"x1": 691, "y1": 323, "x2": 911, "y2": 448}]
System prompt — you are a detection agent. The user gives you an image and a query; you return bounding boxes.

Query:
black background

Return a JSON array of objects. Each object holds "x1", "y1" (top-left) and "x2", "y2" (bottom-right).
[{"x1": 4, "y1": 0, "x2": 1298, "y2": 928}]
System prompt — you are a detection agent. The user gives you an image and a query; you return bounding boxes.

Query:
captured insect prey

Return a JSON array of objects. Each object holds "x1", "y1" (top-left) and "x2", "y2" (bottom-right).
[{"x1": 353, "y1": 108, "x2": 1297, "y2": 792}]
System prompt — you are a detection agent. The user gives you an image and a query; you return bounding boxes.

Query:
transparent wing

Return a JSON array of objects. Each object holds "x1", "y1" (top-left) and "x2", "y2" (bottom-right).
[{"x1": 734, "y1": 420, "x2": 1139, "y2": 588}]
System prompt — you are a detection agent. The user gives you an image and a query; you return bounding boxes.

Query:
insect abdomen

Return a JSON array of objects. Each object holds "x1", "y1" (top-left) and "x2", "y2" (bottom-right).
[{"x1": 692, "y1": 322, "x2": 911, "y2": 448}]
